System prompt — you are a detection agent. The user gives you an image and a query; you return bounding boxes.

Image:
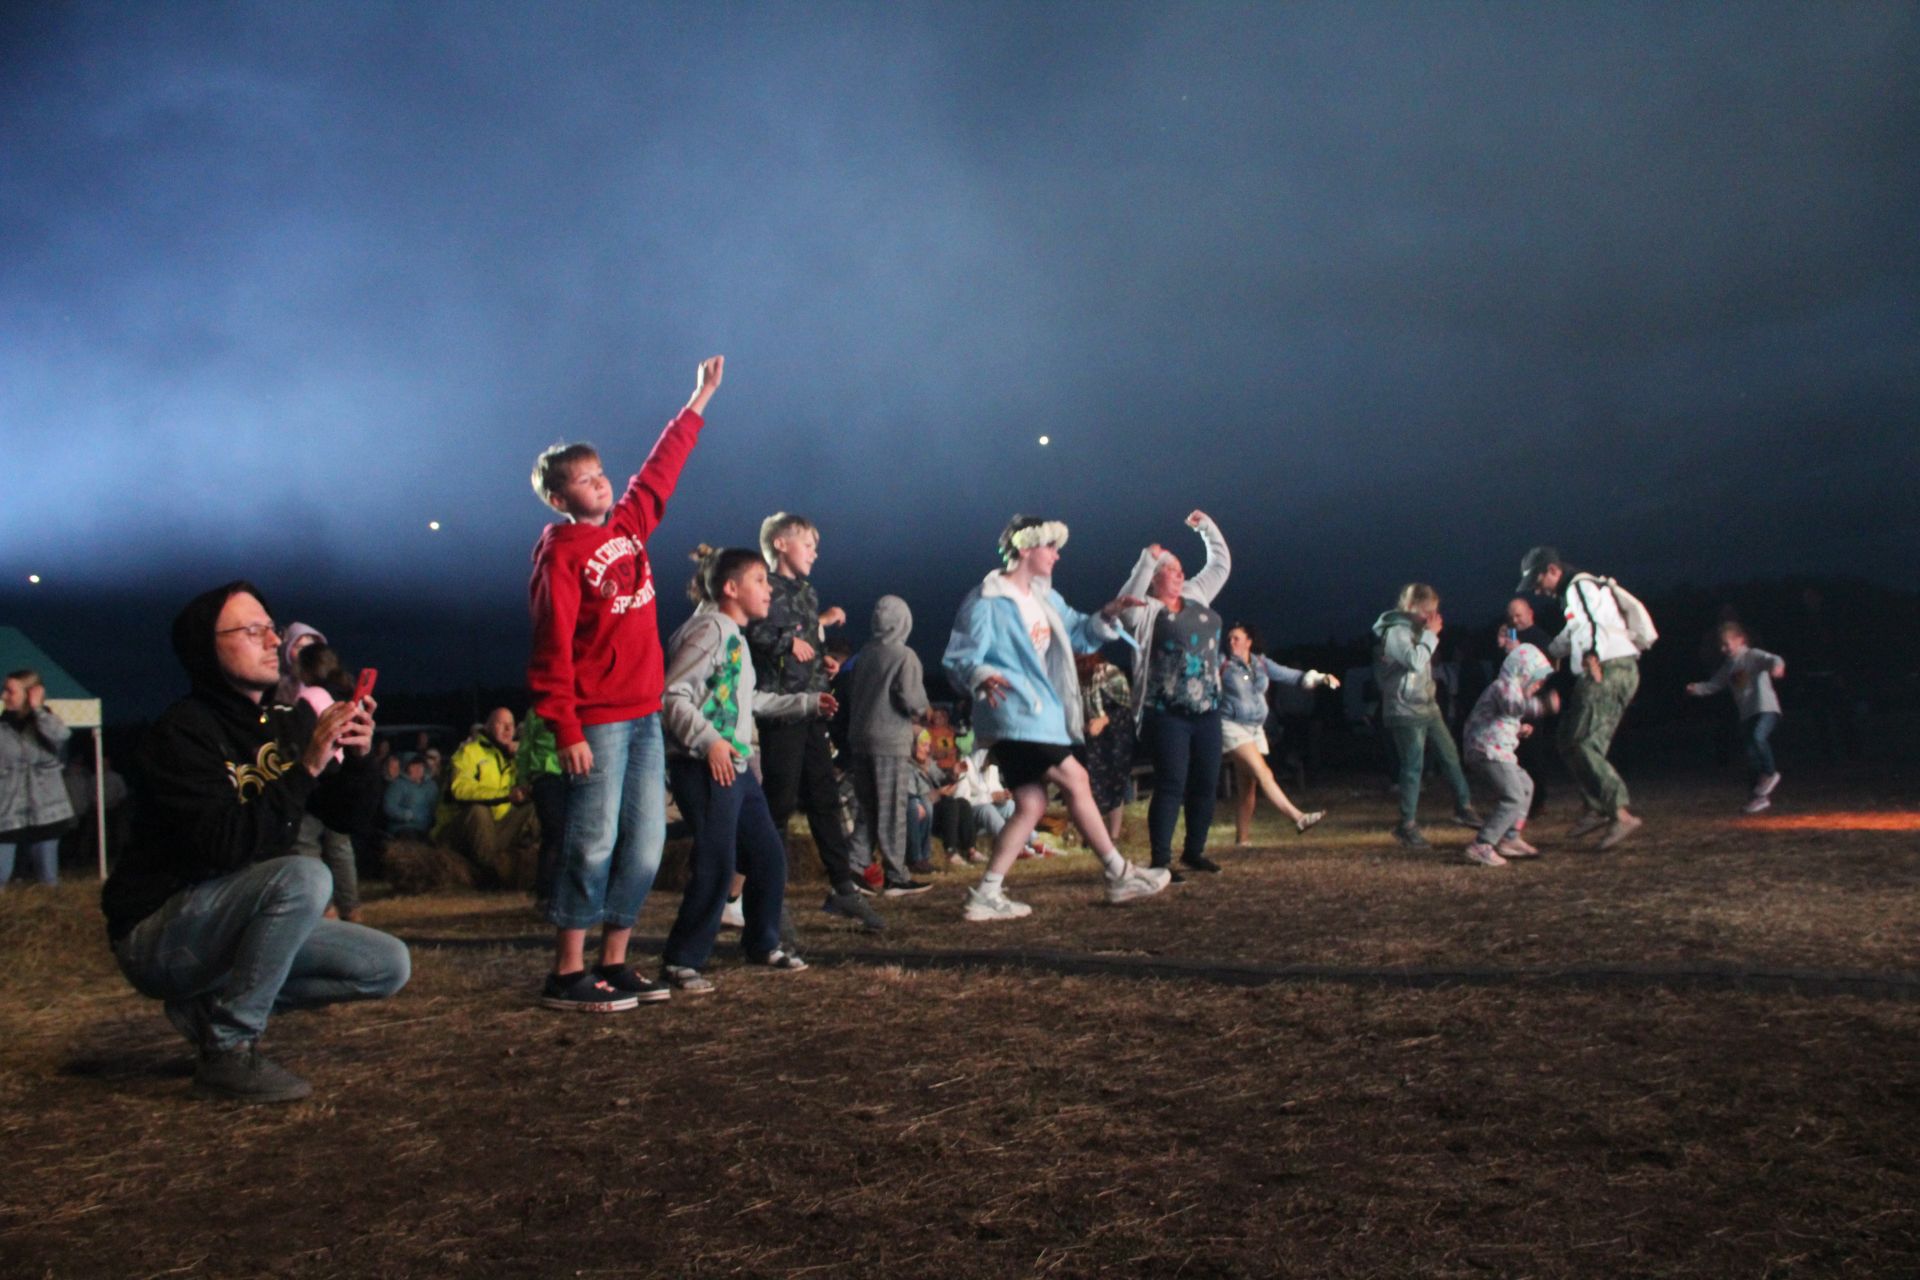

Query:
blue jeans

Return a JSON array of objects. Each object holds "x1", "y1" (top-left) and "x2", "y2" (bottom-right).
[
  {"x1": 1145, "y1": 708, "x2": 1223, "y2": 867},
  {"x1": 0, "y1": 837, "x2": 59, "y2": 887},
  {"x1": 664, "y1": 758, "x2": 784, "y2": 968},
  {"x1": 1744, "y1": 712, "x2": 1780, "y2": 780},
  {"x1": 549, "y1": 715, "x2": 667, "y2": 930},
  {"x1": 1388, "y1": 709, "x2": 1473, "y2": 826},
  {"x1": 906, "y1": 795, "x2": 933, "y2": 866},
  {"x1": 112, "y1": 856, "x2": 410, "y2": 1052}
]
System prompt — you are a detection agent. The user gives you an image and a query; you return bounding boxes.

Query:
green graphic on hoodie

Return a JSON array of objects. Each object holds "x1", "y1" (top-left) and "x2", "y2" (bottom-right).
[{"x1": 702, "y1": 633, "x2": 752, "y2": 759}]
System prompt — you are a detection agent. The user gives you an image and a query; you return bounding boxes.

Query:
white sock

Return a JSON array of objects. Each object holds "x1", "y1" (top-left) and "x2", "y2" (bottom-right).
[
  {"x1": 1096, "y1": 848, "x2": 1127, "y2": 877},
  {"x1": 980, "y1": 871, "x2": 1005, "y2": 893}
]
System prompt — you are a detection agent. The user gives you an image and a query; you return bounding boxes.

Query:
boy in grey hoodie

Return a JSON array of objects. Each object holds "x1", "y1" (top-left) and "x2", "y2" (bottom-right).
[
  {"x1": 659, "y1": 548, "x2": 834, "y2": 991},
  {"x1": 845, "y1": 595, "x2": 931, "y2": 895},
  {"x1": 1687, "y1": 620, "x2": 1788, "y2": 813},
  {"x1": 1372, "y1": 583, "x2": 1479, "y2": 846}
]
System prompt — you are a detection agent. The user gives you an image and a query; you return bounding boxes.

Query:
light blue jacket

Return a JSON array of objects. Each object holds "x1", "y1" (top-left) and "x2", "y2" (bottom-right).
[
  {"x1": 1220, "y1": 655, "x2": 1309, "y2": 726},
  {"x1": 944, "y1": 571, "x2": 1124, "y2": 748}
]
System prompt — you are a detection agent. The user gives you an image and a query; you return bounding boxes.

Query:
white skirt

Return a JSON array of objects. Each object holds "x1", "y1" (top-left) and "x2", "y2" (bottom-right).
[{"x1": 1221, "y1": 719, "x2": 1268, "y2": 755}]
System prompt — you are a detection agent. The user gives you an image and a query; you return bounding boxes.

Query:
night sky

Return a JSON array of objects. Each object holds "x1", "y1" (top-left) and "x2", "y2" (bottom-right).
[{"x1": 5, "y1": 2, "x2": 1917, "y2": 721}]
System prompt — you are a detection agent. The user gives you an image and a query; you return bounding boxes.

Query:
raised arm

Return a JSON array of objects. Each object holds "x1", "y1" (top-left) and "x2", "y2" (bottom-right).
[{"x1": 1184, "y1": 511, "x2": 1231, "y2": 604}]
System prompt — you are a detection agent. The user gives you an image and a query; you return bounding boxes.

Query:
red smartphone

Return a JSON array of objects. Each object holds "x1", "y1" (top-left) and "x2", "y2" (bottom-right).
[{"x1": 352, "y1": 667, "x2": 379, "y2": 706}]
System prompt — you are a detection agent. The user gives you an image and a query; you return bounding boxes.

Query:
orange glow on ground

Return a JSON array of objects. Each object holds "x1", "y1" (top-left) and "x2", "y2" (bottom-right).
[{"x1": 1733, "y1": 812, "x2": 1920, "y2": 832}]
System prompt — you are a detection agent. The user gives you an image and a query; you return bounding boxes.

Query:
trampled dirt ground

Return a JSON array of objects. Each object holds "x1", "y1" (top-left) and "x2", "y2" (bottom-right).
[{"x1": 3, "y1": 767, "x2": 1916, "y2": 1278}]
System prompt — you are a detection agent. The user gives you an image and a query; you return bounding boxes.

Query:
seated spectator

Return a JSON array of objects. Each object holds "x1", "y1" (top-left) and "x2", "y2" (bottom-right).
[
  {"x1": 421, "y1": 745, "x2": 444, "y2": 781},
  {"x1": 905, "y1": 729, "x2": 960, "y2": 874},
  {"x1": 949, "y1": 747, "x2": 1019, "y2": 864},
  {"x1": 433, "y1": 707, "x2": 539, "y2": 889},
  {"x1": 383, "y1": 756, "x2": 439, "y2": 840}
]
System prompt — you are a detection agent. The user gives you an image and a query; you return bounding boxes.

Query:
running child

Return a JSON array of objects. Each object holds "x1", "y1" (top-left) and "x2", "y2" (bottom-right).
[
  {"x1": 942, "y1": 515, "x2": 1170, "y2": 921},
  {"x1": 527, "y1": 354, "x2": 722, "y2": 1012},
  {"x1": 1687, "y1": 621, "x2": 1787, "y2": 812}
]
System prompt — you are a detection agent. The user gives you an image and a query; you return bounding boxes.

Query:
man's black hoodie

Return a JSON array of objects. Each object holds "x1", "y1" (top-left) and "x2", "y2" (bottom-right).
[{"x1": 101, "y1": 582, "x2": 327, "y2": 942}]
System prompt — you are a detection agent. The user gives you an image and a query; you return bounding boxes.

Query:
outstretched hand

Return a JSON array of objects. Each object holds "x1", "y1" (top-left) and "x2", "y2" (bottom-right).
[
  {"x1": 1101, "y1": 595, "x2": 1146, "y2": 620},
  {"x1": 688, "y1": 355, "x2": 726, "y2": 415}
]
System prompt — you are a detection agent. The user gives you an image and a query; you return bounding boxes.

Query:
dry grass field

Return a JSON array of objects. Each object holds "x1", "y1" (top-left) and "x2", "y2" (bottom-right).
[{"x1": 3, "y1": 767, "x2": 1916, "y2": 1278}]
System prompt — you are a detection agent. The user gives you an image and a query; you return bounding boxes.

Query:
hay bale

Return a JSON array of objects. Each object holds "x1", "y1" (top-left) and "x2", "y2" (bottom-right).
[{"x1": 382, "y1": 839, "x2": 476, "y2": 895}]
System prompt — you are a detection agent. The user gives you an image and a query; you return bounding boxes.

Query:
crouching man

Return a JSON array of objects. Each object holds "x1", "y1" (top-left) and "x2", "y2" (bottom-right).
[{"x1": 101, "y1": 581, "x2": 411, "y2": 1103}]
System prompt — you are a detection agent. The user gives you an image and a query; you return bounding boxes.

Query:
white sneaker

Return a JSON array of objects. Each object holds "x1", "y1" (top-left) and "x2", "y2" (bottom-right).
[
  {"x1": 1104, "y1": 861, "x2": 1172, "y2": 905},
  {"x1": 1295, "y1": 811, "x2": 1326, "y2": 834},
  {"x1": 962, "y1": 884, "x2": 1033, "y2": 922},
  {"x1": 1742, "y1": 795, "x2": 1772, "y2": 814},
  {"x1": 719, "y1": 898, "x2": 745, "y2": 930},
  {"x1": 1496, "y1": 836, "x2": 1540, "y2": 859},
  {"x1": 1463, "y1": 842, "x2": 1509, "y2": 867},
  {"x1": 1756, "y1": 772, "x2": 1782, "y2": 797}
]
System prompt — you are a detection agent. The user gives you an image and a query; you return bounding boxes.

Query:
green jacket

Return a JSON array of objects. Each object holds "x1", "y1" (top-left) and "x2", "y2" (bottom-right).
[{"x1": 517, "y1": 712, "x2": 561, "y2": 779}]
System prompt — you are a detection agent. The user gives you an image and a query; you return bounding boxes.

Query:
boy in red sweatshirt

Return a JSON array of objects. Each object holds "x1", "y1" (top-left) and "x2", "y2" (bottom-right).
[{"x1": 527, "y1": 355, "x2": 723, "y2": 1011}]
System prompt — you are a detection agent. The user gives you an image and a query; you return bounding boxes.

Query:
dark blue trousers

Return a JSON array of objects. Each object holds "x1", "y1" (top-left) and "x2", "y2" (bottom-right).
[
  {"x1": 664, "y1": 759, "x2": 786, "y2": 969},
  {"x1": 1145, "y1": 708, "x2": 1223, "y2": 867}
]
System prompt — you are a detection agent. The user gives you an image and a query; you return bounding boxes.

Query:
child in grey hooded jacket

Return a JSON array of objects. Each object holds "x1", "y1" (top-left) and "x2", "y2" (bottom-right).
[
  {"x1": 1460, "y1": 644, "x2": 1559, "y2": 866},
  {"x1": 1687, "y1": 620, "x2": 1787, "y2": 812},
  {"x1": 846, "y1": 596, "x2": 931, "y2": 893}
]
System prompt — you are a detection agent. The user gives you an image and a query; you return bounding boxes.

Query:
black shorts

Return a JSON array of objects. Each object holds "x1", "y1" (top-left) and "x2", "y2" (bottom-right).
[{"x1": 987, "y1": 740, "x2": 1074, "y2": 791}]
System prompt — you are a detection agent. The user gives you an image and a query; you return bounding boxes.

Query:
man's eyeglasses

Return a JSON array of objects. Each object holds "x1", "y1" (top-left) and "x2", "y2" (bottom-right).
[{"x1": 215, "y1": 621, "x2": 281, "y2": 645}]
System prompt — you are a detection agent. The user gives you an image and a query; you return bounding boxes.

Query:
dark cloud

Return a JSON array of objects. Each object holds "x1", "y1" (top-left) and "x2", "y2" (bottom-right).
[{"x1": 3, "y1": 1, "x2": 1915, "y2": 717}]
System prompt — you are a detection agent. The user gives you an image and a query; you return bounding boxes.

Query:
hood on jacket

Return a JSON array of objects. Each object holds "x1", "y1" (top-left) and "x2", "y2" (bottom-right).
[
  {"x1": 870, "y1": 595, "x2": 912, "y2": 645},
  {"x1": 1501, "y1": 643, "x2": 1554, "y2": 689},
  {"x1": 172, "y1": 580, "x2": 271, "y2": 697},
  {"x1": 273, "y1": 621, "x2": 329, "y2": 704},
  {"x1": 278, "y1": 622, "x2": 327, "y2": 676},
  {"x1": 1372, "y1": 609, "x2": 1420, "y2": 638}
]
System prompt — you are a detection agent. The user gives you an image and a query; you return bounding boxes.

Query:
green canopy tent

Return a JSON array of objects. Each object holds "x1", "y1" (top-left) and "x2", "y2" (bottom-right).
[{"x1": 0, "y1": 626, "x2": 109, "y2": 881}]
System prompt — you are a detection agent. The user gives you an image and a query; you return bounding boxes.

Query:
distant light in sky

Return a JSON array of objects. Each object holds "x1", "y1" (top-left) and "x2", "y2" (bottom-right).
[
  {"x1": 1038, "y1": 435, "x2": 1050, "y2": 446},
  {"x1": 28, "y1": 574, "x2": 40, "y2": 584},
  {"x1": 428, "y1": 521, "x2": 441, "y2": 531}
]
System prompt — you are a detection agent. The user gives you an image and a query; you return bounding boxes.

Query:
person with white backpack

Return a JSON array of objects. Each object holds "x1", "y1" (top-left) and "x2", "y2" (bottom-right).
[{"x1": 1517, "y1": 547, "x2": 1655, "y2": 850}]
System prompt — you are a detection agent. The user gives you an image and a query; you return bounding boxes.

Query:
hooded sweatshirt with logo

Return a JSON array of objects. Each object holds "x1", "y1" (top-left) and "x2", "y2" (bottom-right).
[
  {"x1": 526, "y1": 408, "x2": 703, "y2": 751},
  {"x1": 1371, "y1": 610, "x2": 1440, "y2": 724},
  {"x1": 848, "y1": 596, "x2": 929, "y2": 757},
  {"x1": 1463, "y1": 644, "x2": 1556, "y2": 764},
  {"x1": 662, "y1": 607, "x2": 817, "y2": 762},
  {"x1": 102, "y1": 582, "x2": 327, "y2": 942}
]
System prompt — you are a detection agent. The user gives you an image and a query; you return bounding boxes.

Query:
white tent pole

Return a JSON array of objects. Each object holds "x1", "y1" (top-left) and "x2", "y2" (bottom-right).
[{"x1": 94, "y1": 730, "x2": 108, "y2": 882}]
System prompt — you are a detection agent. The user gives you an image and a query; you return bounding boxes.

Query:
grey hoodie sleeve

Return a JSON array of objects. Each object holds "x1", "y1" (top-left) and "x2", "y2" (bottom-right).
[
  {"x1": 1185, "y1": 514, "x2": 1231, "y2": 605},
  {"x1": 1382, "y1": 622, "x2": 1436, "y2": 675},
  {"x1": 662, "y1": 617, "x2": 727, "y2": 756},
  {"x1": 754, "y1": 688, "x2": 818, "y2": 724},
  {"x1": 891, "y1": 649, "x2": 929, "y2": 719}
]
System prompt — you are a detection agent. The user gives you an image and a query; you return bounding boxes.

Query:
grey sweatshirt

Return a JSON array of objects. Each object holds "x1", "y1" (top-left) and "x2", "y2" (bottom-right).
[
  {"x1": 1697, "y1": 647, "x2": 1785, "y2": 720},
  {"x1": 662, "y1": 608, "x2": 816, "y2": 762},
  {"x1": 1371, "y1": 610, "x2": 1438, "y2": 724},
  {"x1": 848, "y1": 595, "x2": 928, "y2": 757}
]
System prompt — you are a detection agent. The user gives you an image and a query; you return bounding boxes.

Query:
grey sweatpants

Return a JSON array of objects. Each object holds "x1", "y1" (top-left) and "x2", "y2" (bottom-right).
[
  {"x1": 295, "y1": 812, "x2": 360, "y2": 915},
  {"x1": 847, "y1": 753, "x2": 914, "y2": 884},
  {"x1": 1469, "y1": 758, "x2": 1533, "y2": 847}
]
